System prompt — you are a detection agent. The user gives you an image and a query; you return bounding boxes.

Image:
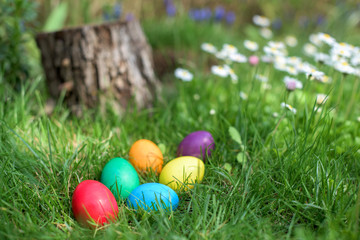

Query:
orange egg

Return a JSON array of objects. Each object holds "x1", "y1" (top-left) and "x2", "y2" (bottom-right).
[{"x1": 129, "y1": 139, "x2": 163, "y2": 174}]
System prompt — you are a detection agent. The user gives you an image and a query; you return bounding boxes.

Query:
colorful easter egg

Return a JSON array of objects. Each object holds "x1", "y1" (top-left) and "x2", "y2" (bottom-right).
[
  {"x1": 127, "y1": 183, "x2": 179, "y2": 211},
  {"x1": 159, "y1": 156, "x2": 205, "y2": 191},
  {"x1": 129, "y1": 139, "x2": 163, "y2": 174},
  {"x1": 177, "y1": 131, "x2": 215, "y2": 160},
  {"x1": 100, "y1": 157, "x2": 139, "y2": 200},
  {"x1": 72, "y1": 180, "x2": 118, "y2": 228}
]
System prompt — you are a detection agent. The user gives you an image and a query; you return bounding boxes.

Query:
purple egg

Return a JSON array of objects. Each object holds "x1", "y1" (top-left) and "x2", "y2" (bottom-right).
[{"x1": 177, "y1": 131, "x2": 215, "y2": 160}]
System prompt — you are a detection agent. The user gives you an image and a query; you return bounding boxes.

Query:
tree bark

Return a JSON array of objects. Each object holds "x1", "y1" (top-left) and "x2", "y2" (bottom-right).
[{"x1": 36, "y1": 20, "x2": 160, "y2": 115}]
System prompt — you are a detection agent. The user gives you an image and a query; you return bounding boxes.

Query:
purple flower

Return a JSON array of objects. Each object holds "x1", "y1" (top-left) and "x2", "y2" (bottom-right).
[
  {"x1": 125, "y1": 13, "x2": 134, "y2": 22},
  {"x1": 166, "y1": 4, "x2": 176, "y2": 17},
  {"x1": 225, "y1": 11, "x2": 236, "y2": 25},
  {"x1": 214, "y1": 6, "x2": 225, "y2": 21}
]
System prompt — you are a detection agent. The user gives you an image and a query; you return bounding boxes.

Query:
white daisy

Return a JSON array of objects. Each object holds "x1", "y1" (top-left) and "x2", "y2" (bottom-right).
[
  {"x1": 210, "y1": 109, "x2": 216, "y2": 115},
  {"x1": 350, "y1": 56, "x2": 360, "y2": 66},
  {"x1": 224, "y1": 65, "x2": 238, "y2": 82},
  {"x1": 330, "y1": 46, "x2": 352, "y2": 58},
  {"x1": 316, "y1": 94, "x2": 328, "y2": 105},
  {"x1": 269, "y1": 41, "x2": 286, "y2": 49},
  {"x1": 305, "y1": 69, "x2": 324, "y2": 80},
  {"x1": 215, "y1": 50, "x2": 228, "y2": 60},
  {"x1": 287, "y1": 56, "x2": 302, "y2": 66},
  {"x1": 253, "y1": 15, "x2": 270, "y2": 27},
  {"x1": 314, "y1": 53, "x2": 330, "y2": 63},
  {"x1": 174, "y1": 68, "x2": 193, "y2": 82},
  {"x1": 201, "y1": 43, "x2": 217, "y2": 54},
  {"x1": 229, "y1": 53, "x2": 247, "y2": 63},
  {"x1": 285, "y1": 36, "x2": 298, "y2": 47},
  {"x1": 309, "y1": 33, "x2": 322, "y2": 46},
  {"x1": 281, "y1": 102, "x2": 297, "y2": 114},
  {"x1": 260, "y1": 28, "x2": 273, "y2": 39},
  {"x1": 222, "y1": 44, "x2": 238, "y2": 55},
  {"x1": 264, "y1": 46, "x2": 284, "y2": 56},
  {"x1": 318, "y1": 32, "x2": 336, "y2": 45},
  {"x1": 244, "y1": 40, "x2": 259, "y2": 51},
  {"x1": 255, "y1": 74, "x2": 268, "y2": 82},
  {"x1": 334, "y1": 61, "x2": 355, "y2": 75},
  {"x1": 303, "y1": 43, "x2": 317, "y2": 56},
  {"x1": 211, "y1": 65, "x2": 229, "y2": 77},
  {"x1": 239, "y1": 91, "x2": 248, "y2": 100},
  {"x1": 286, "y1": 66, "x2": 299, "y2": 75}
]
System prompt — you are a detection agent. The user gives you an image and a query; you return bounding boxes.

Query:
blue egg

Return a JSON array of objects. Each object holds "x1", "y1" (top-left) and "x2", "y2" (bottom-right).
[{"x1": 127, "y1": 183, "x2": 179, "y2": 211}]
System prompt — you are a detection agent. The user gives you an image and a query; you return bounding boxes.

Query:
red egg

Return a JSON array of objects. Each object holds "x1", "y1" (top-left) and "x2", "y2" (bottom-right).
[{"x1": 72, "y1": 180, "x2": 118, "y2": 228}]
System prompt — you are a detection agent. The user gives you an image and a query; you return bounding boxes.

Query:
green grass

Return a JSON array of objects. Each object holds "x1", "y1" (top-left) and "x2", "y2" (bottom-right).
[{"x1": 1, "y1": 14, "x2": 360, "y2": 240}]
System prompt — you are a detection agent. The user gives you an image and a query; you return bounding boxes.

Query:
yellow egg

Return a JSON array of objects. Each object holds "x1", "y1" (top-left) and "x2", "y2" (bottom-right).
[{"x1": 159, "y1": 156, "x2": 205, "y2": 191}]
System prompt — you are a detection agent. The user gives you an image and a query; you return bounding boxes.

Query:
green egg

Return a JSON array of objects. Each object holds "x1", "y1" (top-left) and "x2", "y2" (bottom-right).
[{"x1": 100, "y1": 157, "x2": 140, "y2": 200}]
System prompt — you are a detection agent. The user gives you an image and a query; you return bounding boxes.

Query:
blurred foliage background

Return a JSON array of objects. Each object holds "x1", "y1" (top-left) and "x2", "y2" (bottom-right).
[{"x1": 1, "y1": 0, "x2": 360, "y2": 86}]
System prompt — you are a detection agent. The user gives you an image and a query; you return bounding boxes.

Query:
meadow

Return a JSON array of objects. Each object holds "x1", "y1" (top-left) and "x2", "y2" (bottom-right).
[{"x1": 1, "y1": 1, "x2": 360, "y2": 239}]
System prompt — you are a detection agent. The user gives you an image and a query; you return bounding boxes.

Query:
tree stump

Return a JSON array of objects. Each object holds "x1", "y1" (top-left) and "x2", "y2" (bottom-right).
[{"x1": 36, "y1": 20, "x2": 160, "y2": 115}]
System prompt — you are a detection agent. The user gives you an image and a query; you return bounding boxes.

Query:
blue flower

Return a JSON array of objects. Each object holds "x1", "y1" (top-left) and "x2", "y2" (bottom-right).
[
  {"x1": 113, "y1": 3, "x2": 122, "y2": 19},
  {"x1": 272, "y1": 18, "x2": 282, "y2": 30},
  {"x1": 166, "y1": 4, "x2": 176, "y2": 17},
  {"x1": 225, "y1": 11, "x2": 236, "y2": 25},
  {"x1": 214, "y1": 6, "x2": 225, "y2": 21},
  {"x1": 201, "y1": 8, "x2": 212, "y2": 20}
]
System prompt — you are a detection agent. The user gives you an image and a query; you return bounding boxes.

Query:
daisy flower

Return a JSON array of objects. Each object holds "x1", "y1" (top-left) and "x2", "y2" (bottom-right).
[
  {"x1": 253, "y1": 15, "x2": 270, "y2": 27},
  {"x1": 239, "y1": 91, "x2": 248, "y2": 100},
  {"x1": 268, "y1": 41, "x2": 286, "y2": 50},
  {"x1": 201, "y1": 43, "x2": 217, "y2": 54},
  {"x1": 174, "y1": 68, "x2": 193, "y2": 81},
  {"x1": 287, "y1": 56, "x2": 302, "y2": 66},
  {"x1": 255, "y1": 74, "x2": 268, "y2": 82},
  {"x1": 303, "y1": 43, "x2": 317, "y2": 56},
  {"x1": 281, "y1": 102, "x2": 297, "y2": 114},
  {"x1": 244, "y1": 40, "x2": 259, "y2": 51},
  {"x1": 285, "y1": 36, "x2": 298, "y2": 47},
  {"x1": 210, "y1": 109, "x2": 216, "y2": 115},
  {"x1": 314, "y1": 53, "x2": 330, "y2": 64},
  {"x1": 334, "y1": 61, "x2": 355, "y2": 75},
  {"x1": 215, "y1": 50, "x2": 228, "y2": 60},
  {"x1": 330, "y1": 46, "x2": 352, "y2": 58},
  {"x1": 305, "y1": 69, "x2": 324, "y2": 80},
  {"x1": 286, "y1": 66, "x2": 299, "y2": 76},
  {"x1": 224, "y1": 65, "x2": 238, "y2": 82},
  {"x1": 316, "y1": 94, "x2": 328, "y2": 105},
  {"x1": 309, "y1": 33, "x2": 322, "y2": 46},
  {"x1": 350, "y1": 56, "x2": 360, "y2": 66},
  {"x1": 318, "y1": 32, "x2": 336, "y2": 45},
  {"x1": 229, "y1": 53, "x2": 247, "y2": 63},
  {"x1": 211, "y1": 65, "x2": 229, "y2": 77},
  {"x1": 260, "y1": 28, "x2": 273, "y2": 39},
  {"x1": 283, "y1": 76, "x2": 303, "y2": 91},
  {"x1": 222, "y1": 44, "x2": 238, "y2": 55},
  {"x1": 264, "y1": 46, "x2": 284, "y2": 57}
]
